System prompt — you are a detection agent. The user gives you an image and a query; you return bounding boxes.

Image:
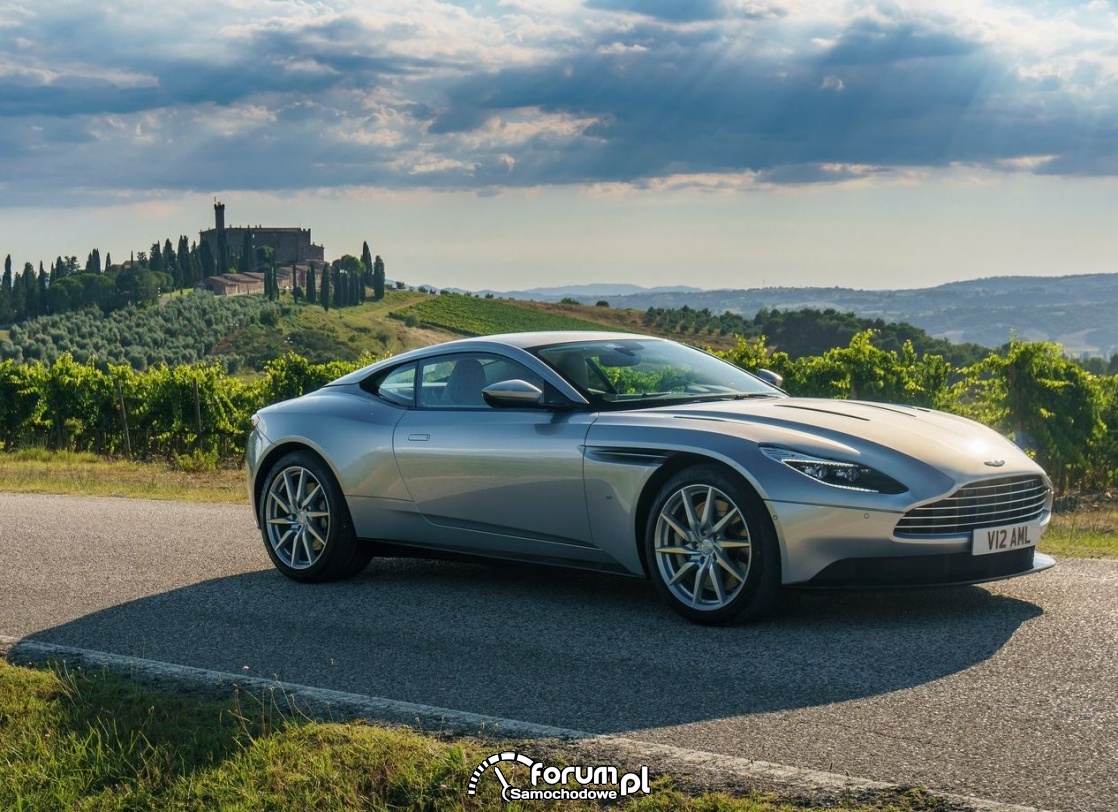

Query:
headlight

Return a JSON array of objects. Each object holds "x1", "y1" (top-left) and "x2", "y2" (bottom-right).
[{"x1": 760, "y1": 446, "x2": 907, "y2": 494}]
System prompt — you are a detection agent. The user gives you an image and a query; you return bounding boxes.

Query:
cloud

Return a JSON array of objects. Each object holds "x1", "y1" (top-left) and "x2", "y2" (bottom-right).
[
  {"x1": 585, "y1": 0, "x2": 728, "y2": 23},
  {"x1": 1, "y1": 0, "x2": 1118, "y2": 203}
]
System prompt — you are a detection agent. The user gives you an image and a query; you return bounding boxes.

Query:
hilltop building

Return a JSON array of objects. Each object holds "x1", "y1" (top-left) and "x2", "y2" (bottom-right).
[
  {"x1": 202, "y1": 265, "x2": 319, "y2": 296},
  {"x1": 199, "y1": 202, "x2": 325, "y2": 269}
]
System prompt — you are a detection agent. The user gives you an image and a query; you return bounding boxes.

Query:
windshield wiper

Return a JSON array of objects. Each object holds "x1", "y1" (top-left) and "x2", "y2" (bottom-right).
[{"x1": 686, "y1": 392, "x2": 778, "y2": 402}]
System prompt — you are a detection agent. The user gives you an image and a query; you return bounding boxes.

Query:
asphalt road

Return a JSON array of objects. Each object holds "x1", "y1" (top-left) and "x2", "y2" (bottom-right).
[{"x1": 2, "y1": 492, "x2": 1115, "y2": 811}]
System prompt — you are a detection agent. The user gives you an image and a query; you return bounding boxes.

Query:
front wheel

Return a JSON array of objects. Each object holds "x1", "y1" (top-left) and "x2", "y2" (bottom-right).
[
  {"x1": 259, "y1": 451, "x2": 371, "y2": 582},
  {"x1": 645, "y1": 465, "x2": 780, "y2": 624}
]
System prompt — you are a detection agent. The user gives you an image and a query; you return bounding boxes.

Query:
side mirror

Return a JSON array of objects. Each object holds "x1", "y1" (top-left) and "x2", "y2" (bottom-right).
[
  {"x1": 482, "y1": 379, "x2": 544, "y2": 407},
  {"x1": 756, "y1": 368, "x2": 784, "y2": 388}
]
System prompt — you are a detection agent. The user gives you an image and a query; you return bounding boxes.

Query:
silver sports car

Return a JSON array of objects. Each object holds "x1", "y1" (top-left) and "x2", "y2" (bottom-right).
[{"x1": 246, "y1": 331, "x2": 1054, "y2": 624}]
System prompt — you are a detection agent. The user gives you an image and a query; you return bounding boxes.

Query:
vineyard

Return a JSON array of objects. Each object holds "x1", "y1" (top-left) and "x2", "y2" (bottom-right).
[
  {"x1": 0, "y1": 330, "x2": 1115, "y2": 491},
  {"x1": 391, "y1": 293, "x2": 613, "y2": 335},
  {"x1": 0, "y1": 353, "x2": 375, "y2": 467}
]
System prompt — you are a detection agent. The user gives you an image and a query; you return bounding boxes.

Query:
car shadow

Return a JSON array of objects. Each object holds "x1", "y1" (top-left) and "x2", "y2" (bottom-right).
[{"x1": 15, "y1": 557, "x2": 1043, "y2": 734}]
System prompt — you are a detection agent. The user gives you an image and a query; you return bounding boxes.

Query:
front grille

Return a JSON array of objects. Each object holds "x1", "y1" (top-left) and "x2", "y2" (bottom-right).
[{"x1": 895, "y1": 475, "x2": 1049, "y2": 538}]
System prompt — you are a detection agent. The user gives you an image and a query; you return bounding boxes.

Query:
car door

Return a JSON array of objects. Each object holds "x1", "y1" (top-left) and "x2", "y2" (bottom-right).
[{"x1": 392, "y1": 351, "x2": 598, "y2": 559}]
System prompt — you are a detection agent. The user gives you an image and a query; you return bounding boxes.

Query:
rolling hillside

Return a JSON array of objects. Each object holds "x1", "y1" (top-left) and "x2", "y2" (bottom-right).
[
  {"x1": 499, "y1": 273, "x2": 1118, "y2": 356},
  {"x1": 1, "y1": 285, "x2": 994, "y2": 374}
]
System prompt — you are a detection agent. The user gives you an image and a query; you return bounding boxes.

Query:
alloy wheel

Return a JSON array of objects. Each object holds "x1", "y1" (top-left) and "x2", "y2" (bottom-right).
[{"x1": 652, "y1": 483, "x2": 753, "y2": 611}]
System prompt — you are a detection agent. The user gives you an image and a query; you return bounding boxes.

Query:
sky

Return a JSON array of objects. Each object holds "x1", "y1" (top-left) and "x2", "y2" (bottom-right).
[{"x1": 2, "y1": 0, "x2": 1118, "y2": 292}]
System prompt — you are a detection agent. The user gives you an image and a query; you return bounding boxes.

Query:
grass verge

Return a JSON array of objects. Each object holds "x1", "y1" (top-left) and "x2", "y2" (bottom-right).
[
  {"x1": 1043, "y1": 500, "x2": 1118, "y2": 559},
  {"x1": 0, "y1": 657, "x2": 968, "y2": 812},
  {"x1": 0, "y1": 449, "x2": 246, "y2": 504}
]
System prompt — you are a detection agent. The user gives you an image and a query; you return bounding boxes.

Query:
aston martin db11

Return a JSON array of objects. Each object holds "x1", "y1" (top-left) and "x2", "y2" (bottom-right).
[{"x1": 246, "y1": 332, "x2": 1054, "y2": 623}]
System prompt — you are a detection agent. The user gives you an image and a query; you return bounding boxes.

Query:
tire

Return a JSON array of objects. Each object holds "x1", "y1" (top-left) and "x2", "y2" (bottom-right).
[
  {"x1": 258, "y1": 451, "x2": 372, "y2": 582},
  {"x1": 644, "y1": 464, "x2": 780, "y2": 624}
]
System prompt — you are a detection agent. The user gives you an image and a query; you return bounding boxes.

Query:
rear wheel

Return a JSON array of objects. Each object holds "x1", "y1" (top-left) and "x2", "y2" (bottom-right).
[
  {"x1": 259, "y1": 451, "x2": 371, "y2": 582},
  {"x1": 645, "y1": 464, "x2": 780, "y2": 624}
]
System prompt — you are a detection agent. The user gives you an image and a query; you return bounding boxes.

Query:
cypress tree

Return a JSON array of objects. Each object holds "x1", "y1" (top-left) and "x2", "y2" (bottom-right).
[
  {"x1": 361, "y1": 241, "x2": 373, "y2": 284},
  {"x1": 0, "y1": 255, "x2": 12, "y2": 323},
  {"x1": 11, "y1": 265, "x2": 25, "y2": 320},
  {"x1": 21, "y1": 262, "x2": 38, "y2": 319},
  {"x1": 373, "y1": 255, "x2": 385, "y2": 301},
  {"x1": 190, "y1": 242, "x2": 202, "y2": 285},
  {"x1": 177, "y1": 236, "x2": 192, "y2": 286},
  {"x1": 38, "y1": 263, "x2": 48, "y2": 314},
  {"x1": 164, "y1": 238, "x2": 180, "y2": 289},
  {"x1": 333, "y1": 268, "x2": 345, "y2": 309},
  {"x1": 306, "y1": 265, "x2": 317, "y2": 304},
  {"x1": 320, "y1": 263, "x2": 330, "y2": 311}
]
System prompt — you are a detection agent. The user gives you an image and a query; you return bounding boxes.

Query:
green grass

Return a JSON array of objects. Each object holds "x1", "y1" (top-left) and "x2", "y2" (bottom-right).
[
  {"x1": 392, "y1": 294, "x2": 620, "y2": 336},
  {"x1": 1042, "y1": 502, "x2": 1118, "y2": 559},
  {"x1": 216, "y1": 289, "x2": 457, "y2": 370},
  {"x1": 0, "y1": 449, "x2": 247, "y2": 503},
  {"x1": 0, "y1": 658, "x2": 969, "y2": 811}
]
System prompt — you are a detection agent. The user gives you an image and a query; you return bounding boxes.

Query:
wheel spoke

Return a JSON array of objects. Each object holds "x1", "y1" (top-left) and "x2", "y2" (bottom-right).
[
  {"x1": 691, "y1": 561, "x2": 706, "y2": 607},
  {"x1": 667, "y1": 559, "x2": 697, "y2": 585},
  {"x1": 305, "y1": 521, "x2": 327, "y2": 547},
  {"x1": 662, "y1": 514, "x2": 691, "y2": 541},
  {"x1": 268, "y1": 489, "x2": 293, "y2": 515},
  {"x1": 681, "y1": 488, "x2": 701, "y2": 535},
  {"x1": 710, "y1": 561, "x2": 726, "y2": 604},
  {"x1": 710, "y1": 507, "x2": 740, "y2": 536},
  {"x1": 295, "y1": 468, "x2": 307, "y2": 508},
  {"x1": 304, "y1": 510, "x2": 330, "y2": 520},
  {"x1": 266, "y1": 516, "x2": 292, "y2": 526},
  {"x1": 718, "y1": 539, "x2": 751, "y2": 549},
  {"x1": 657, "y1": 545, "x2": 693, "y2": 556},
  {"x1": 714, "y1": 547, "x2": 746, "y2": 583},
  {"x1": 300, "y1": 528, "x2": 315, "y2": 564},
  {"x1": 300, "y1": 482, "x2": 321, "y2": 510},
  {"x1": 283, "y1": 471, "x2": 298, "y2": 515},
  {"x1": 699, "y1": 486, "x2": 714, "y2": 529}
]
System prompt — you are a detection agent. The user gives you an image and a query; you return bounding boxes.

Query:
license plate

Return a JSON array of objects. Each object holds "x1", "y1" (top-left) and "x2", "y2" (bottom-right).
[{"x1": 972, "y1": 522, "x2": 1040, "y2": 556}]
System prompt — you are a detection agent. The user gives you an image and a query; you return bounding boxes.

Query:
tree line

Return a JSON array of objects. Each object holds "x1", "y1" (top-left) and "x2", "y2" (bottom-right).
[
  {"x1": 644, "y1": 305, "x2": 990, "y2": 367},
  {"x1": 0, "y1": 235, "x2": 387, "y2": 326}
]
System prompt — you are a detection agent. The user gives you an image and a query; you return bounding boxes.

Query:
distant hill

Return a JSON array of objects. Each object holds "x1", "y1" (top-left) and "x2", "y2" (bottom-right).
[
  {"x1": 479, "y1": 283, "x2": 702, "y2": 299},
  {"x1": 516, "y1": 273, "x2": 1118, "y2": 357}
]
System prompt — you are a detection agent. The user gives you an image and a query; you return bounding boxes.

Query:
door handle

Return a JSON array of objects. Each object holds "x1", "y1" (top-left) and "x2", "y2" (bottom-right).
[{"x1": 407, "y1": 433, "x2": 430, "y2": 442}]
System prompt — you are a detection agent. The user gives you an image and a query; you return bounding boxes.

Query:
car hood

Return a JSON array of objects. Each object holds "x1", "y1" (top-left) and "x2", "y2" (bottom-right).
[{"x1": 644, "y1": 397, "x2": 1042, "y2": 482}]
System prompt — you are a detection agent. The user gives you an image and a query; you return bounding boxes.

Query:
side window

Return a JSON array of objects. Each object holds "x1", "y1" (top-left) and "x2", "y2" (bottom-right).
[
  {"x1": 418, "y1": 353, "x2": 544, "y2": 409},
  {"x1": 366, "y1": 363, "x2": 416, "y2": 406}
]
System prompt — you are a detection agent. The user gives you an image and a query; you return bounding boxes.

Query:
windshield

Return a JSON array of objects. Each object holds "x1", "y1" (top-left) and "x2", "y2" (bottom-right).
[{"x1": 534, "y1": 339, "x2": 784, "y2": 408}]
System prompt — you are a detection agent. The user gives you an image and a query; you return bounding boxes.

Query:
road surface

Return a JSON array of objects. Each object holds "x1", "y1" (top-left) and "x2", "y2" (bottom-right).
[{"x1": 2, "y1": 493, "x2": 1114, "y2": 811}]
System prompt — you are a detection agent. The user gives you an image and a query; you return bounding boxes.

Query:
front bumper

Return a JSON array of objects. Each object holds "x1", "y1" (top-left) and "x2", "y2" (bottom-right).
[
  {"x1": 794, "y1": 548, "x2": 1055, "y2": 590},
  {"x1": 769, "y1": 500, "x2": 1054, "y2": 588}
]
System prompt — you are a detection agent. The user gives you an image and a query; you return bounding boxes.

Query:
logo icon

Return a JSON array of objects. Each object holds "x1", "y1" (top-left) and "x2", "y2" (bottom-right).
[
  {"x1": 467, "y1": 751, "x2": 651, "y2": 802},
  {"x1": 984, "y1": 459, "x2": 1006, "y2": 467},
  {"x1": 467, "y1": 751, "x2": 537, "y2": 798}
]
